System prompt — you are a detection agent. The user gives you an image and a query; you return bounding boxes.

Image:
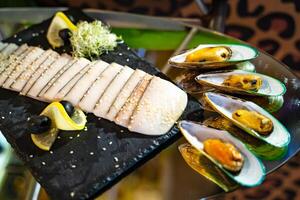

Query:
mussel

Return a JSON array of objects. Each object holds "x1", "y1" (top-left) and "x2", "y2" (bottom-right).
[
  {"x1": 178, "y1": 120, "x2": 265, "y2": 187},
  {"x1": 196, "y1": 70, "x2": 286, "y2": 96},
  {"x1": 168, "y1": 44, "x2": 258, "y2": 70},
  {"x1": 203, "y1": 138, "x2": 244, "y2": 172},
  {"x1": 178, "y1": 143, "x2": 239, "y2": 192},
  {"x1": 203, "y1": 116, "x2": 288, "y2": 161},
  {"x1": 204, "y1": 92, "x2": 291, "y2": 148},
  {"x1": 232, "y1": 109, "x2": 273, "y2": 135},
  {"x1": 222, "y1": 74, "x2": 262, "y2": 91},
  {"x1": 185, "y1": 46, "x2": 232, "y2": 63}
]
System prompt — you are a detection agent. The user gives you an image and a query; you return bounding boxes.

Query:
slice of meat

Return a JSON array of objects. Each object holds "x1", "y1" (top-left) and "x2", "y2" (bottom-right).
[
  {"x1": 2, "y1": 47, "x2": 44, "y2": 89},
  {"x1": 0, "y1": 43, "x2": 8, "y2": 51},
  {"x1": 21, "y1": 51, "x2": 60, "y2": 95},
  {"x1": 26, "y1": 54, "x2": 72, "y2": 99},
  {"x1": 11, "y1": 44, "x2": 28, "y2": 56},
  {"x1": 129, "y1": 76, "x2": 188, "y2": 135},
  {"x1": 11, "y1": 49, "x2": 55, "y2": 92},
  {"x1": 63, "y1": 60, "x2": 109, "y2": 105},
  {"x1": 54, "y1": 65, "x2": 91, "y2": 101},
  {"x1": 115, "y1": 74, "x2": 152, "y2": 127},
  {"x1": 78, "y1": 63, "x2": 123, "y2": 113},
  {"x1": 0, "y1": 47, "x2": 34, "y2": 86},
  {"x1": 38, "y1": 59, "x2": 77, "y2": 97},
  {"x1": 42, "y1": 58, "x2": 90, "y2": 100},
  {"x1": 0, "y1": 44, "x2": 28, "y2": 74},
  {"x1": 106, "y1": 69, "x2": 146, "y2": 121},
  {"x1": 93, "y1": 66, "x2": 134, "y2": 118},
  {"x1": 0, "y1": 43, "x2": 18, "y2": 55}
]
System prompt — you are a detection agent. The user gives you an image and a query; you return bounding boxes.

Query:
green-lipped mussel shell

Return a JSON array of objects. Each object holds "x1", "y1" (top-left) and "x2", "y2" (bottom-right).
[
  {"x1": 203, "y1": 116, "x2": 288, "y2": 160},
  {"x1": 175, "y1": 70, "x2": 215, "y2": 94},
  {"x1": 204, "y1": 92, "x2": 291, "y2": 148},
  {"x1": 196, "y1": 70, "x2": 286, "y2": 97},
  {"x1": 198, "y1": 93, "x2": 284, "y2": 113},
  {"x1": 178, "y1": 120, "x2": 265, "y2": 187},
  {"x1": 168, "y1": 44, "x2": 258, "y2": 70},
  {"x1": 178, "y1": 143, "x2": 239, "y2": 192}
]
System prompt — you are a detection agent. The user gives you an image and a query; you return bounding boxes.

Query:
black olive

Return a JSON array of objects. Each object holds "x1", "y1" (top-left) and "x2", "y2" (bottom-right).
[
  {"x1": 28, "y1": 115, "x2": 51, "y2": 134},
  {"x1": 60, "y1": 101, "x2": 74, "y2": 116},
  {"x1": 58, "y1": 29, "x2": 71, "y2": 44}
]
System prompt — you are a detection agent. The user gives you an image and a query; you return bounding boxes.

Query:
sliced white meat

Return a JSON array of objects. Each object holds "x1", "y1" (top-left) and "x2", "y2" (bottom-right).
[
  {"x1": 0, "y1": 43, "x2": 8, "y2": 51},
  {"x1": 11, "y1": 49, "x2": 55, "y2": 91},
  {"x1": 0, "y1": 43, "x2": 18, "y2": 55},
  {"x1": 93, "y1": 66, "x2": 134, "y2": 118},
  {"x1": 0, "y1": 43, "x2": 27, "y2": 62},
  {"x1": 129, "y1": 76, "x2": 188, "y2": 135},
  {"x1": 115, "y1": 74, "x2": 152, "y2": 127},
  {"x1": 63, "y1": 60, "x2": 109, "y2": 105},
  {"x1": 106, "y1": 69, "x2": 146, "y2": 121},
  {"x1": 11, "y1": 44, "x2": 28, "y2": 56},
  {"x1": 0, "y1": 47, "x2": 34, "y2": 86},
  {"x1": 38, "y1": 59, "x2": 77, "y2": 97},
  {"x1": 42, "y1": 58, "x2": 90, "y2": 100},
  {"x1": 78, "y1": 62, "x2": 123, "y2": 113},
  {"x1": 26, "y1": 54, "x2": 71, "y2": 98},
  {"x1": 54, "y1": 65, "x2": 91, "y2": 101},
  {"x1": 0, "y1": 44, "x2": 28, "y2": 75},
  {"x1": 21, "y1": 51, "x2": 59, "y2": 95},
  {"x1": 2, "y1": 47, "x2": 44, "y2": 89}
]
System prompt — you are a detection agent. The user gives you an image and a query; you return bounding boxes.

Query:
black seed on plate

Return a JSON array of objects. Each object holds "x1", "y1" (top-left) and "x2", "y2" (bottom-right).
[
  {"x1": 60, "y1": 101, "x2": 74, "y2": 116},
  {"x1": 28, "y1": 115, "x2": 51, "y2": 134}
]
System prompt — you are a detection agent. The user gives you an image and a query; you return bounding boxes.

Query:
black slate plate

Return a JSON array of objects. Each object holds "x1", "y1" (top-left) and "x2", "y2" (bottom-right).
[{"x1": 0, "y1": 9, "x2": 202, "y2": 200}]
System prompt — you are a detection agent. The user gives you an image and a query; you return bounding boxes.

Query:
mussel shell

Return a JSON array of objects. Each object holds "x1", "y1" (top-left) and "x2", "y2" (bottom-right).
[
  {"x1": 168, "y1": 44, "x2": 258, "y2": 70},
  {"x1": 241, "y1": 95, "x2": 284, "y2": 113},
  {"x1": 178, "y1": 143, "x2": 239, "y2": 191},
  {"x1": 204, "y1": 92, "x2": 291, "y2": 148},
  {"x1": 235, "y1": 61, "x2": 256, "y2": 72},
  {"x1": 175, "y1": 70, "x2": 215, "y2": 94},
  {"x1": 196, "y1": 70, "x2": 286, "y2": 97},
  {"x1": 199, "y1": 93, "x2": 284, "y2": 113},
  {"x1": 178, "y1": 120, "x2": 265, "y2": 187},
  {"x1": 203, "y1": 116, "x2": 288, "y2": 160}
]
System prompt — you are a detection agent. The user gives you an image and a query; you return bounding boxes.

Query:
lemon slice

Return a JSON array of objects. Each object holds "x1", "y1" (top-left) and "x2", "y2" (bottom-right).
[
  {"x1": 41, "y1": 102, "x2": 87, "y2": 131},
  {"x1": 31, "y1": 128, "x2": 59, "y2": 151},
  {"x1": 47, "y1": 12, "x2": 77, "y2": 48},
  {"x1": 31, "y1": 102, "x2": 86, "y2": 151}
]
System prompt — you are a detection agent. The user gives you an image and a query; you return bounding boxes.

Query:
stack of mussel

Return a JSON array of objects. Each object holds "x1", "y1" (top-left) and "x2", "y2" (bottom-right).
[{"x1": 168, "y1": 44, "x2": 290, "y2": 191}]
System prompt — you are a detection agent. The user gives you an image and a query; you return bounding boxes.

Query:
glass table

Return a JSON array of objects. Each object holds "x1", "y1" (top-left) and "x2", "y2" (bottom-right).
[{"x1": 0, "y1": 7, "x2": 299, "y2": 200}]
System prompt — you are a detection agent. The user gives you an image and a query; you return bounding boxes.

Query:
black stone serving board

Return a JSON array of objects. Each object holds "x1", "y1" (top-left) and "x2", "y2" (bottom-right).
[{"x1": 0, "y1": 9, "x2": 203, "y2": 200}]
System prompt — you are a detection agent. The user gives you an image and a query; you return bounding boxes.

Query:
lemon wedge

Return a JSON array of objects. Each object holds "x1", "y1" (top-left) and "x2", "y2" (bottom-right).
[
  {"x1": 31, "y1": 102, "x2": 87, "y2": 151},
  {"x1": 41, "y1": 102, "x2": 86, "y2": 131},
  {"x1": 47, "y1": 12, "x2": 77, "y2": 48},
  {"x1": 31, "y1": 128, "x2": 59, "y2": 151}
]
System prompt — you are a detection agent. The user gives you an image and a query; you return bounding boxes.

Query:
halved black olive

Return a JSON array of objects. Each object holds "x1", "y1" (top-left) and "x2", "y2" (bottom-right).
[
  {"x1": 59, "y1": 28, "x2": 71, "y2": 44},
  {"x1": 60, "y1": 101, "x2": 74, "y2": 116},
  {"x1": 28, "y1": 115, "x2": 51, "y2": 134}
]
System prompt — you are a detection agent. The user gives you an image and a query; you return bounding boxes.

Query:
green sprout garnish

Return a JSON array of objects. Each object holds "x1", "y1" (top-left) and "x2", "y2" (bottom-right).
[{"x1": 70, "y1": 21, "x2": 118, "y2": 59}]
